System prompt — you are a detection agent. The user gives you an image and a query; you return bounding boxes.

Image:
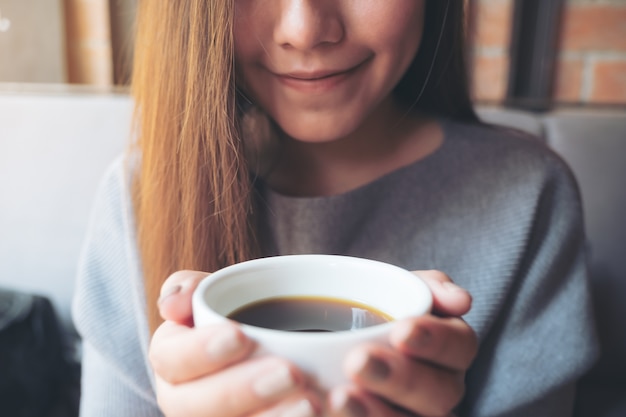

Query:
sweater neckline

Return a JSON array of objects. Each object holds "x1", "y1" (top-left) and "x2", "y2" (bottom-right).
[{"x1": 257, "y1": 117, "x2": 457, "y2": 203}]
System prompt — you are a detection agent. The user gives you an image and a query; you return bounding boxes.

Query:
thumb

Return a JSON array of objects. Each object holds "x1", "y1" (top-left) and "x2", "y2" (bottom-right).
[
  {"x1": 411, "y1": 270, "x2": 472, "y2": 317},
  {"x1": 157, "y1": 270, "x2": 211, "y2": 325}
]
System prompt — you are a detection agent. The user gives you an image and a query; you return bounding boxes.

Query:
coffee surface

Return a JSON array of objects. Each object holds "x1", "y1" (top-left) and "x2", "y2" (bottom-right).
[{"x1": 228, "y1": 296, "x2": 392, "y2": 332}]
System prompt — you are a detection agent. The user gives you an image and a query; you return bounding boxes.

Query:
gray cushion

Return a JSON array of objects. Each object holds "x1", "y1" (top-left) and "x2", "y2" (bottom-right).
[
  {"x1": 543, "y1": 110, "x2": 626, "y2": 377},
  {"x1": 543, "y1": 110, "x2": 626, "y2": 417},
  {"x1": 476, "y1": 106, "x2": 545, "y2": 139}
]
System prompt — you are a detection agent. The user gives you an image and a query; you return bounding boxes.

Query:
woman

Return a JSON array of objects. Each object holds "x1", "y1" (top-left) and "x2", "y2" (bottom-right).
[{"x1": 73, "y1": 1, "x2": 598, "y2": 416}]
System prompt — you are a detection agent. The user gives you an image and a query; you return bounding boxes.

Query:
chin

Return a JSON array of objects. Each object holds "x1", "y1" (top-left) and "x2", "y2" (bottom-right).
[
  {"x1": 282, "y1": 127, "x2": 353, "y2": 143},
  {"x1": 277, "y1": 116, "x2": 361, "y2": 144}
]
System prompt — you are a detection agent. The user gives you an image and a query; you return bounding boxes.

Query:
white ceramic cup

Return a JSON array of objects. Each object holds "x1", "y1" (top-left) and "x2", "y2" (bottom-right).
[{"x1": 192, "y1": 254, "x2": 432, "y2": 390}]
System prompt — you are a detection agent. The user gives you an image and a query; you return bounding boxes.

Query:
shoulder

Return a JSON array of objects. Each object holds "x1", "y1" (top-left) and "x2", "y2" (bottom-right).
[
  {"x1": 73, "y1": 153, "x2": 140, "y2": 329},
  {"x1": 96, "y1": 152, "x2": 136, "y2": 202},
  {"x1": 88, "y1": 152, "x2": 141, "y2": 228},
  {"x1": 72, "y1": 151, "x2": 154, "y2": 398},
  {"x1": 72, "y1": 151, "x2": 148, "y2": 359},
  {"x1": 441, "y1": 119, "x2": 581, "y2": 200}
]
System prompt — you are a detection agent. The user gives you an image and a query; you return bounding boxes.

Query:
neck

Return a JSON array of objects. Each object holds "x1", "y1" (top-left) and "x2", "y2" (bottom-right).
[{"x1": 265, "y1": 100, "x2": 443, "y2": 197}]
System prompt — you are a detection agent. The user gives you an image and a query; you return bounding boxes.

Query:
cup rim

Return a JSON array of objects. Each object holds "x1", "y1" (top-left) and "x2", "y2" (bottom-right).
[{"x1": 192, "y1": 254, "x2": 432, "y2": 339}]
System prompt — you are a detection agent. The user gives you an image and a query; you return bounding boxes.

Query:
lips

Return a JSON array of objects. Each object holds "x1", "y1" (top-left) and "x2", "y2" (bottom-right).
[
  {"x1": 273, "y1": 61, "x2": 367, "y2": 93},
  {"x1": 282, "y1": 68, "x2": 352, "y2": 81}
]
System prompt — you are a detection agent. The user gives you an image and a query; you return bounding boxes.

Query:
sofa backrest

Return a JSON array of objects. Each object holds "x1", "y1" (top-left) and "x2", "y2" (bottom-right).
[
  {"x1": 543, "y1": 110, "x2": 626, "y2": 380},
  {"x1": 0, "y1": 87, "x2": 132, "y2": 330}
]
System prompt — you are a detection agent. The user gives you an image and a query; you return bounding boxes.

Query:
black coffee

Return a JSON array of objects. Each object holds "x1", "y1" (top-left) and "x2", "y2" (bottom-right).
[{"x1": 227, "y1": 296, "x2": 392, "y2": 332}]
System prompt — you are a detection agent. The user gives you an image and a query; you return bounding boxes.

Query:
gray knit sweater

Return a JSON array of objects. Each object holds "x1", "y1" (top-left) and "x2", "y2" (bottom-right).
[{"x1": 72, "y1": 119, "x2": 598, "y2": 416}]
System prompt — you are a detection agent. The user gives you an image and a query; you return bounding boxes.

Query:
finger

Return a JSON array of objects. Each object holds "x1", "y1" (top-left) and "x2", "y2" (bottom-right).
[
  {"x1": 328, "y1": 386, "x2": 407, "y2": 417},
  {"x1": 389, "y1": 315, "x2": 478, "y2": 371},
  {"x1": 412, "y1": 270, "x2": 472, "y2": 317},
  {"x1": 156, "y1": 356, "x2": 315, "y2": 417},
  {"x1": 343, "y1": 344, "x2": 465, "y2": 417},
  {"x1": 157, "y1": 270, "x2": 210, "y2": 324},
  {"x1": 251, "y1": 393, "x2": 323, "y2": 417},
  {"x1": 150, "y1": 320, "x2": 255, "y2": 384},
  {"x1": 329, "y1": 388, "x2": 459, "y2": 417}
]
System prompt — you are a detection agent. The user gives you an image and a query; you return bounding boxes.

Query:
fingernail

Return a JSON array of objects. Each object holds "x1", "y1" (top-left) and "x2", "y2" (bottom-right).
[
  {"x1": 331, "y1": 391, "x2": 368, "y2": 417},
  {"x1": 345, "y1": 351, "x2": 391, "y2": 383},
  {"x1": 363, "y1": 355, "x2": 391, "y2": 382},
  {"x1": 442, "y1": 281, "x2": 468, "y2": 293},
  {"x1": 405, "y1": 326, "x2": 433, "y2": 351},
  {"x1": 157, "y1": 284, "x2": 182, "y2": 305},
  {"x1": 281, "y1": 398, "x2": 318, "y2": 417},
  {"x1": 344, "y1": 397, "x2": 368, "y2": 417},
  {"x1": 206, "y1": 326, "x2": 242, "y2": 361},
  {"x1": 253, "y1": 365, "x2": 296, "y2": 398}
]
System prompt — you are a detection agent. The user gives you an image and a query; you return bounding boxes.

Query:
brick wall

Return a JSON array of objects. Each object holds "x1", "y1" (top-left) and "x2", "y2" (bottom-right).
[
  {"x1": 556, "y1": 0, "x2": 626, "y2": 105},
  {"x1": 467, "y1": 0, "x2": 513, "y2": 103},
  {"x1": 469, "y1": 0, "x2": 626, "y2": 106}
]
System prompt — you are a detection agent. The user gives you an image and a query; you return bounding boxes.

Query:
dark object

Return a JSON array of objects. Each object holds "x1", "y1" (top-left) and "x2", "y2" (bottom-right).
[
  {"x1": 0, "y1": 289, "x2": 80, "y2": 417},
  {"x1": 506, "y1": 0, "x2": 566, "y2": 111}
]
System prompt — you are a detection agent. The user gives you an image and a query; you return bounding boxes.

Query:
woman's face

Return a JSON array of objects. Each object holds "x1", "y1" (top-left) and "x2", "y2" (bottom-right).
[{"x1": 234, "y1": 1, "x2": 426, "y2": 143}]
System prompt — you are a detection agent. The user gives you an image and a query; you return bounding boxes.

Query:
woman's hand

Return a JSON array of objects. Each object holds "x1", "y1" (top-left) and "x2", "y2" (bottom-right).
[
  {"x1": 329, "y1": 270, "x2": 478, "y2": 417},
  {"x1": 149, "y1": 270, "x2": 323, "y2": 417}
]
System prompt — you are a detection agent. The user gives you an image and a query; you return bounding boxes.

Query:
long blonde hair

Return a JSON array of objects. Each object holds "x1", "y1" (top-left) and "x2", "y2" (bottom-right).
[{"x1": 131, "y1": 1, "x2": 258, "y2": 332}]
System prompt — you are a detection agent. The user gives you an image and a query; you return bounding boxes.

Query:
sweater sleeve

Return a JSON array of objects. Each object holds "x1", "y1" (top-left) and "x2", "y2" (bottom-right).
[
  {"x1": 79, "y1": 341, "x2": 161, "y2": 417},
  {"x1": 72, "y1": 156, "x2": 162, "y2": 417},
  {"x1": 460, "y1": 152, "x2": 600, "y2": 417}
]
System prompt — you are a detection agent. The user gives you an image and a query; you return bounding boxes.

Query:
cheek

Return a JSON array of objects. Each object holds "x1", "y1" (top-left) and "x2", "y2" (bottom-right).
[
  {"x1": 353, "y1": 2, "x2": 425, "y2": 59},
  {"x1": 233, "y1": 13, "x2": 264, "y2": 94},
  {"x1": 233, "y1": 22, "x2": 254, "y2": 63},
  {"x1": 233, "y1": 1, "x2": 269, "y2": 63}
]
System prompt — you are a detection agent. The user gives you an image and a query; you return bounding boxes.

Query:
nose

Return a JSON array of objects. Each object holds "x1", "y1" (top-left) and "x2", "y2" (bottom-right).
[{"x1": 273, "y1": 0, "x2": 344, "y2": 50}]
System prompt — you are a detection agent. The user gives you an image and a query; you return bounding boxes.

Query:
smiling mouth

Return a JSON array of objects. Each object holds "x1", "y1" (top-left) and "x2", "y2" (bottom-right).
[
  {"x1": 275, "y1": 61, "x2": 367, "y2": 92},
  {"x1": 282, "y1": 68, "x2": 353, "y2": 81}
]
